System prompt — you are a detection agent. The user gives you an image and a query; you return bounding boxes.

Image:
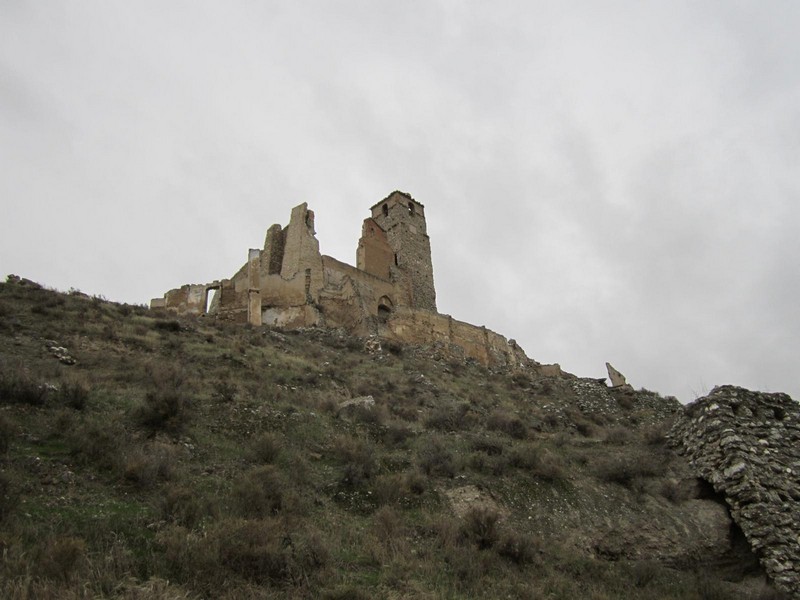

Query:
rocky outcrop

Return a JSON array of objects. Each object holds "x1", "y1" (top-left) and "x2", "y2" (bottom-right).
[{"x1": 670, "y1": 386, "x2": 800, "y2": 597}]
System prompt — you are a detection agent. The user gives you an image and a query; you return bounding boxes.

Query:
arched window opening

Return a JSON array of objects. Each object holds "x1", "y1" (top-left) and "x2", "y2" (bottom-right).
[
  {"x1": 408, "y1": 202, "x2": 415, "y2": 216},
  {"x1": 378, "y1": 305, "x2": 391, "y2": 322},
  {"x1": 394, "y1": 253, "x2": 399, "y2": 266},
  {"x1": 382, "y1": 203, "x2": 389, "y2": 217},
  {"x1": 377, "y1": 296, "x2": 394, "y2": 322}
]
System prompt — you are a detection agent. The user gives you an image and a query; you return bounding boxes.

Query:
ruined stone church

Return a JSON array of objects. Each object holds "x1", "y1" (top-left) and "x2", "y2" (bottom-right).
[{"x1": 152, "y1": 191, "x2": 558, "y2": 372}]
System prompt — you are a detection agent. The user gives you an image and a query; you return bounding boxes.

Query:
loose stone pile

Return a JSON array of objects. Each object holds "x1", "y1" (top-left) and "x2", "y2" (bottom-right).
[{"x1": 670, "y1": 385, "x2": 800, "y2": 597}]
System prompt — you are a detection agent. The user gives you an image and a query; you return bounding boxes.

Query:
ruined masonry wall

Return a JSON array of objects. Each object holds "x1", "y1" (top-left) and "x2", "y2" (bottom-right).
[
  {"x1": 356, "y1": 218, "x2": 393, "y2": 281},
  {"x1": 150, "y1": 193, "x2": 546, "y2": 371},
  {"x1": 262, "y1": 224, "x2": 285, "y2": 276},
  {"x1": 670, "y1": 386, "x2": 800, "y2": 597},
  {"x1": 370, "y1": 192, "x2": 436, "y2": 311},
  {"x1": 386, "y1": 308, "x2": 530, "y2": 368}
]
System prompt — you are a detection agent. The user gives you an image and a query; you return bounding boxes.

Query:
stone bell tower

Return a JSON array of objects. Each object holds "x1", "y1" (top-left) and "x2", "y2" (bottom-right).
[{"x1": 365, "y1": 191, "x2": 437, "y2": 312}]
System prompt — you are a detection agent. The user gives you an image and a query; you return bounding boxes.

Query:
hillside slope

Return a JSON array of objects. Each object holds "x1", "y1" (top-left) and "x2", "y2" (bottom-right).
[{"x1": 0, "y1": 278, "x2": 786, "y2": 599}]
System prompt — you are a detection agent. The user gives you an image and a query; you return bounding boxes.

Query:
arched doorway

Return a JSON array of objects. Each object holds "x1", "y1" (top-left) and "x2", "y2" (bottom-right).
[{"x1": 377, "y1": 296, "x2": 393, "y2": 322}]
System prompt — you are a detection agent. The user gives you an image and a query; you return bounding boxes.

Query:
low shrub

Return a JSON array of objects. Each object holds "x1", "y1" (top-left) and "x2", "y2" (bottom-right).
[
  {"x1": 343, "y1": 402, "x2": 387, "y2": 427},
  {"x1": 416, "y1": 437, "x2": 456, "y2": 478},
  {"x1": 333, "y1": 436, "x2": 376, "y2": 487},
  {"x1": 57, "y1": 378, "x2": 90, "y2": 410},
  {"x1": 161, "y1": 484, "x2": 216, "y2": 528},
  {"x1": 68, "y1": 417, "x2": 127, "y2": 471},
  {"x1": 383, "y1": 340, "x2": 404, "y2": 356},
  {"x1": 511, "y1": 372, "x2": 533, "y2": 388},
  {"x1": 642, "y1": 423, "x2": 669, "y2": 446},
  {"x1": 573, "y1": 418, "x2": 596, "y2": 437},
  {"x1": 123, "y1": 442, "x2": 179, "y2": 488},
  {"x1": 154, "y1": 319, "x2": 182, "y2": 332},
  {"x1": 468, "y1": 451, "x2": 510, "y2": 476},
  {"x1": 231, "y1": 466, "x2": 284, "y2": 518},
  {"x1": 372, "y1": 472, "x2": 427, "y2": 506},
  {"x1": 616, "y1": 394, "x2": 636, "y2": 411},
  {"x1": 212, "y1": 379, "x2": 237, "y2": 403},
  {"x1": 487, "y1": 409, "x2": 528, "y2": 440},
  {"x1": 381, "y1": 422, "x2": 413, "y2": 447},
  {"x1": 372, "y1": 505, "x2": 405, "y2": 541},
  {"x1": 0, "y1": 367, "x2": 48, "y2": 406},
  {"x1": 629, "y1": 560, "x2": 663, "y2": 588},
  {"x1": 596, "y1": 455, "x2": 662, "y2": 488},
  {"x1": 134, "y1": 368, "x2": 191, "y2": 432},
  {"x1": 38, "y1": 536, "x2": 87, "y2": 582},
  {"x1": 497, "y1": 530, "x2": 539, "y2": 565},
  {"x1": 425, "y1": 402, "x2": 473, "y2": 432},
  {"x1": 249, "y1": 432, "x2": 281, "y2": 464},
  {"x1": 604, "y1": 426, "x2": 633, "y2": 445},
  {"x1": 460, "y1": 505, "x2": 500, "y2": 549},
  {"x1": 508, "y1": 444, "x2": 565, "y2": 482},
  {"x1": 471, "y1": 438, "x2": 504, "y2": 456},
  {"x1": 215, "y1": 518, "x2": 327, "y2": 585}
]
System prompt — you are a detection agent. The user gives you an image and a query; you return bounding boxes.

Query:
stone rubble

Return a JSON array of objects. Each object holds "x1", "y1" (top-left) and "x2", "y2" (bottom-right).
[
  {"x1": 44, "y1": 339, "x2": 76, "y2": 365},
  {"x1": 670, "y1": 385, "x2": 800, "y2": 598}
]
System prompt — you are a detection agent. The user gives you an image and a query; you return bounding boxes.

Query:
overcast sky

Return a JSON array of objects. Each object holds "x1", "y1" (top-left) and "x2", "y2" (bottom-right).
[{"x1": 2, "y1": 1, "x2": 799, "y2": 402}]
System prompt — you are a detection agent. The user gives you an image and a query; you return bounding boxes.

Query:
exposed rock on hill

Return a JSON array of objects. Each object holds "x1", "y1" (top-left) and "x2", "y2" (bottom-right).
[{"x1": 670, "y1": 386, "x2": 800, "y2": 597}]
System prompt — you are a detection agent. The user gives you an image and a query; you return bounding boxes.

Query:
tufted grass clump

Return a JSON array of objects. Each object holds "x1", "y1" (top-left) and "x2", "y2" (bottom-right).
[{"x1": 0, "y1": 366, "x2": 48, "y2": 406}]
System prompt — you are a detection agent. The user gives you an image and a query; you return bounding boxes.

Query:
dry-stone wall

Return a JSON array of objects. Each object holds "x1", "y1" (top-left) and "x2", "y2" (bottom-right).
[{"x1": 670, "y1": 385, "x2": 800, "y2": 597}]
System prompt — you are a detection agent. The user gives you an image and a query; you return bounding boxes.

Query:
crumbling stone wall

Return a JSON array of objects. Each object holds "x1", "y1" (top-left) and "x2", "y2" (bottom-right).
[
  {"x1": 319, "y1": 255, "x2": 396, "y2": 331},
  {"x1": 670, "y1": 386, "x2": 800, "y2": 597},
  {"x1": 356, "y1": 218, "x2": 393, "y2": 281},
  {"x1": 262, "y1": 224, "x2": 285, "y2": 276},
  {"x1": 150, "y1": 191, "x2": 550, "y2": 370},
  {"x1": 369, "y1": 191, "x2": 437, "y2": 312},
  {"x1": 384, "y1": 308, "x2": 536, "y2": 369}
]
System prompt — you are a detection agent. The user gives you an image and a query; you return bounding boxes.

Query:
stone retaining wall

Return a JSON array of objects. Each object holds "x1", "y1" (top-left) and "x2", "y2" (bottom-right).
[{"x1": 670, "y1": 386, "x2": 800, "y2": 597}]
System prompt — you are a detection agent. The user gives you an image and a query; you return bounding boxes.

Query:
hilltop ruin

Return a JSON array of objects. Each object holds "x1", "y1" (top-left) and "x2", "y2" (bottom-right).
[{"x1": 151, "y1": 191, "x2": 560, "y2": 372}]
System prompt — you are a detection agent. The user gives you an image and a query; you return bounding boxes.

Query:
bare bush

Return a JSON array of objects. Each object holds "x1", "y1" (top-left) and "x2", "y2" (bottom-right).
[
  {"x1": 508, "y1": 444, "x2": 565, "y2": 482},
  {"x1": 38, "y1": 536, "x2": 87, "y2": 582},
  {"x1": 604, "y1": 426, "x2": 633, "y2": 445},
  {"x1": 0, "y1": 366, "x2": 48, "y2": 406},
  {"x1": 333, "y1": 436, "x2": 376, "y2": 487},
  {"x1": 249, "y1": 432, "x2": 281, "y2": 464},
  {"x1": 161, "y1": 484, "x2": 216, "y2": 528},
  {"x1": 460, "y1": 505, "x2": 500, "y2": 549},
  {"x1": 425, "y1": 402, "x2": 473, "y2": 432},
  {"x1": 231, "y1": 466, "x2": 285, "y2": 518},
  {"x1": 497, "y1": 530, "x2": 539, "y2": 565},
  {"x1": 596, "y1": 455, "x2": 662, "y2": 488},
  {"x1": 57, "y1": 378, "x2": 90, "y2": 410},
  {"x1": 123, "y1": 442, "x2": 179, "y2": 488},
  {"x1": 212, "y1": 379, "x2": 238, "y2": 403},
  {"x1": 487, "y1": 409, "x2": 528, "y2": 440},
  {"x1": 416, "y1": 437, "x2": 456, "y2": 478}
]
